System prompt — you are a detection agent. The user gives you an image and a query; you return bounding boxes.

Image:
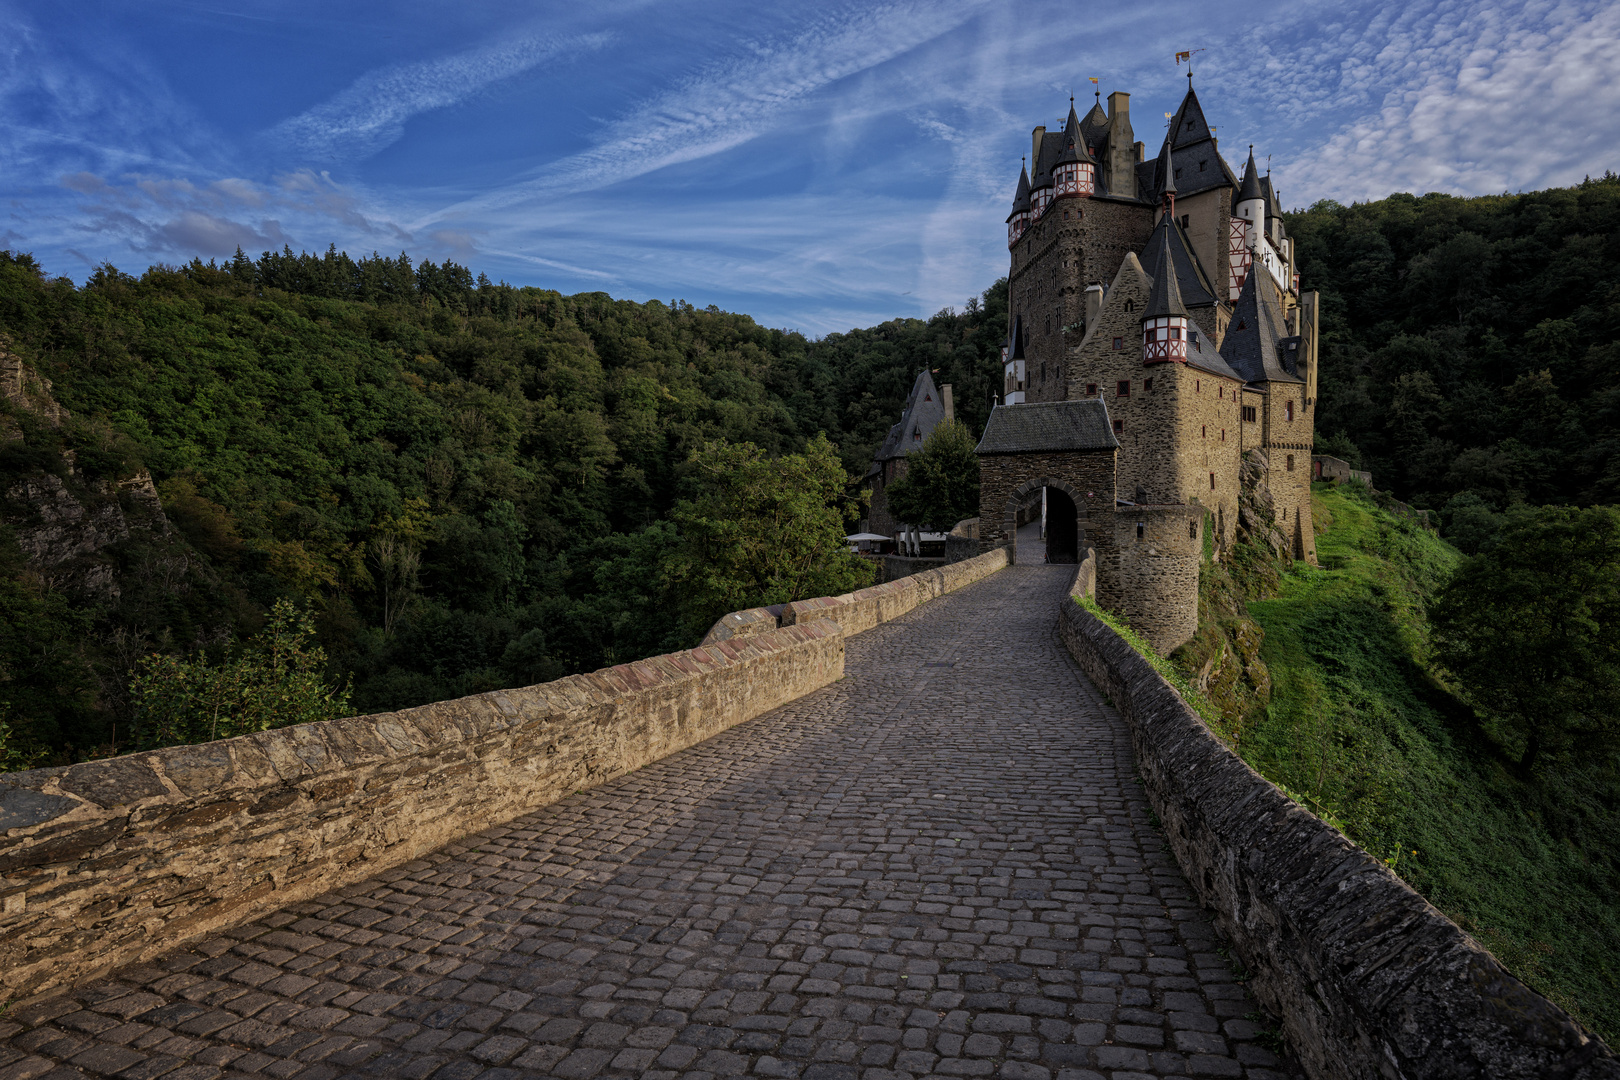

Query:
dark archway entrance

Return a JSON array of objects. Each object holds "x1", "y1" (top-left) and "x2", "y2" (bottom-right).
[{"x1": 1045, "y1": 487, "x2": 1080, "y2": 563}]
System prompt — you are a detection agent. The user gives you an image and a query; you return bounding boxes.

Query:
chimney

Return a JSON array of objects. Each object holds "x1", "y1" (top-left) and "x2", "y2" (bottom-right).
[
  {"x1": 1105, "y1": 91, "x2": 1136, "y2": 194},
  {"x1": 1031, "y1": 126, "x2": 1046, "y2": 169},
  {"x1": 1085, "y1": 284, "x2": 1104, "y2": 331},
  {"x1": 942, "y1": 384, "x2": 954, "y2": 422}
]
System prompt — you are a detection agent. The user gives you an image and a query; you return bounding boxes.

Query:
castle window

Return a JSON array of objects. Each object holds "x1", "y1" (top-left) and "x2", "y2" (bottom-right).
[
  {"x1": 1114, "y1": 419, "x2": 1124, "y2": 434},
  {"x1": 1174, "y1": 168, "x2": 1183, "y2": 179},
  {"x1": 1210, "y1": 472, "x2": 1216, "y2": 490},
  {"x1": 1286, "y1": 454, "x2": 1295, "y2": 471},
  {"x1": 1196, "y1": 379, "x2": 1201, "y2": 392},
  {"x1": 1180, "y1": 215, "x2": 1190, "y2": 228},
  {"x1": 1199, "y1": 160, "x2": 1206, "y2": 171},
  {"x1": 1124, "y1": 300, "x2": 1134, "y2": 312},
  {"x1": 1113, "y1": 337, "x2": 1122, "y2": 350},
  {"x1": 1086, "y1": 383, "x2": 1097, "y2": 396},
  {"x1": 1282, "y1": 506, "x2": 1287, "y2": 520},
  {"x1": 1286, "y1": 400, "x2": 1294, "y2": 422},
  {"x1": 1190, "y1": 330, "x2": 1200, "y2": 350},
  {"x1": 1137, "y1": 522, "x2": 1145, "y2": 540},
  {"x1": 1117, "y1": 380, "x2": 1130, "y2": 397},
  {"x1": 1221, "y1": 429, "x2": 1226, "y2": 441},
  {"x1": 1169, "y1": 327, "x2": 1181, "y2": 341},
  {"x1": 1242, "y1": 406, "x2": 1257, "y2": 422},
  {"x1": 1064, "y1": 209, "x2": 1070, "y2": 219},
  {"x1": 1144, "y1": 378, "x2": 1154, "y2": 393}
]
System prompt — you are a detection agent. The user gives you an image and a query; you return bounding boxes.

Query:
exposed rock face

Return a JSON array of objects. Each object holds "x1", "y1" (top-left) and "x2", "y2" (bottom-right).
[
  {"x1": 0, "y1": 344, "x2": 174, "y2": 601},
  {"x1": 1237, "y1": 448, "x2": 1292, "y2": 557}
]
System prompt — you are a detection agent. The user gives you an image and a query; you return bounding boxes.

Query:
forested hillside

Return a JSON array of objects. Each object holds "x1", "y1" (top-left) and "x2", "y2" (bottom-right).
[
  {"x1": 1285, "y1": 172, "x2": 1620, "y2": 547},
  {"x1": 0, "y1": 248, "x2": 1005, "y2": 761}
]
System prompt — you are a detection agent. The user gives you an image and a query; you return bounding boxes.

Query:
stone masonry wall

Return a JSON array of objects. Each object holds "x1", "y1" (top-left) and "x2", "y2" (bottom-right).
[
  {"x1": 0, "y1": 623, "x2": 846, "y2": 1002},
  {"x1": 1103, "y1": 505, "x2": 1202, "y2": 655},
  {"x1": 1262, "y1": 379, "x2": 1315, "y2": 562},
  {"x1": 1057, "y1": 580, "x2": 1620, "y2": 1080},
  {"x1": 976, "y1": 450, "x2": 1116, "y2": 562},
  {"x1": 782, "y1": 547, "x2": 1008, "y2": 637},
  {"x1": 1010, "y1": 196, "x2": 1153, "y2": 404},
  {"x1": 0, "y1": 555, "x2": 1012, "y2": 1003}
]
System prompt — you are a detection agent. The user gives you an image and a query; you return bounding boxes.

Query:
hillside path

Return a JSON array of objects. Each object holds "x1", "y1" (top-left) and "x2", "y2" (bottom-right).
[{"x1": 0, "y1": 560, "x2": 1298, "y2": 1080}]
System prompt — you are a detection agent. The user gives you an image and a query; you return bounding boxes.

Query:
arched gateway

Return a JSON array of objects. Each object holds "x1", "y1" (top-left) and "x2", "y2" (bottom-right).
[
  {"x1": 975, "y1": 398, "x2": 1202, "y2": 654},
  {"x1": 974, "y1": 400, "x2": 1118, "y2": 566}
]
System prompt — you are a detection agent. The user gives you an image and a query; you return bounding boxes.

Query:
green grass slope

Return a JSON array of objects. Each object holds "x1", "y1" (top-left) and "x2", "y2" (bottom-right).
[{"x1": 1241, "y1": 483, "x2": 1620, "y2": 1039}]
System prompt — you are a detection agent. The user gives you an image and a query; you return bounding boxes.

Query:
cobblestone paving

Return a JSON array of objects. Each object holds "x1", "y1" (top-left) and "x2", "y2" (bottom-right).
[{"x1": 0, "y1": 559, "x2": 1301, "y2": 1080}]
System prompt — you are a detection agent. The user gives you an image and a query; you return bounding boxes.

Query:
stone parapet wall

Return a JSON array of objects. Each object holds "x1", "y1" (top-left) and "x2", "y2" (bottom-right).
[
  {"x1": 698, "y1": 606, "x2": 780, "y2": 645},
  {"x1": 1056, "y1": 578, "x2": 1619, "y2": 1080},
  {"x1": 783, "y1": 547, "x2": 1008, "y2": 637},
  {"x1": 0, "y1": 620, "x2": 847, "y2": 1002}
]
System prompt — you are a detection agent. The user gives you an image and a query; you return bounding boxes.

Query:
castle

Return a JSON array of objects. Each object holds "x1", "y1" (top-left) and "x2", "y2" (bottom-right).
[{"x1": 975, "y1": 79, "x2": 1320, "y2": 653}]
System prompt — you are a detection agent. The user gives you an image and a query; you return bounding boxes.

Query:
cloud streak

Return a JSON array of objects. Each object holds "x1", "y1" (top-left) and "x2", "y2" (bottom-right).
[
  {"x1": 431, "y1": 0, "x2": 990, "y2": 220},
  {"x1": 270, "y1": 31, "x2": 613, "y2": 161}
]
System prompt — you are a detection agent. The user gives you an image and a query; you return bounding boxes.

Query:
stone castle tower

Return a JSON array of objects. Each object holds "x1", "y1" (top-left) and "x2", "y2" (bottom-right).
[{"x1": 979, "y1": 79, "x2": 1320, "y2": 653}]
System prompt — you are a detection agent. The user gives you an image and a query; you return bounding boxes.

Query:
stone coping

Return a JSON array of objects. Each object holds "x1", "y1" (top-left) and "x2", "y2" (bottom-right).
[
  {"x1": 0, "y1": 550, "x2": 1013, "y2": 1004},
  {"x1": 0, "y1": 619, "x2": 846, "y2": 1002},
  {"x1": 1056, "y1": 571, "x2": 1619, "y2": 1080},
  {"x1": 782, "y1": 547, "x2": 1008, "y2": 637}
]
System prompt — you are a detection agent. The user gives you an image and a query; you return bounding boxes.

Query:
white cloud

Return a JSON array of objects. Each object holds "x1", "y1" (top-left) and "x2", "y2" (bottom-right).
[
  {"x1": 269, "y1": 31, "x2": 613, "y2": 161},
  {"x1": 1271, "y1": 0, "x2": 1620, "y2": 202},
  {"x1": 430, "y1": 0, "x2": 991, "y2": 220}
]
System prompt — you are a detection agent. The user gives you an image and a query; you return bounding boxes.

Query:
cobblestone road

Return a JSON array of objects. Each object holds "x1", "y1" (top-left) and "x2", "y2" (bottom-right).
[{"x1": 0, "y1": 558, "x2": 1299, "y2": 1080}]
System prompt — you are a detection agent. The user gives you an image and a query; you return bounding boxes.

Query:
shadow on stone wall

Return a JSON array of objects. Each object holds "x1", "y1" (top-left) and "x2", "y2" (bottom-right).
[{"x1": 1057, "y1": 572, "x2": 1618, "y2": 1080}]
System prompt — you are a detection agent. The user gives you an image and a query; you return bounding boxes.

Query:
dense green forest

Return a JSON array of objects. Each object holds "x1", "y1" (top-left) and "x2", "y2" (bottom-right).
[
  {"x1": 1234, "y1": 487, "x2": 1619, "y2": 1039},
  {"x1": 0, "y1": 247, "x2": 1006, "y2": 760},
  {"x1": 1288, "y1": 172, "x2": 1620, "y2": 548}
]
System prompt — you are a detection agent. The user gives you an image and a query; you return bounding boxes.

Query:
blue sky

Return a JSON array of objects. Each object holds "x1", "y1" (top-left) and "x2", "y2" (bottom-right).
[{"x1": 4, "y1": 0, "x2": 1617, "y2": 335}]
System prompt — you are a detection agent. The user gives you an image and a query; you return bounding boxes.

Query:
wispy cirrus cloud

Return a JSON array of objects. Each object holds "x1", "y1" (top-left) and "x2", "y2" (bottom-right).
[
  {"x1": 431, "y1": 0, "x2": 991, "y2": 220},
  {"x1": 270, "y1": 31, "x2": 614, "y2": 161}
]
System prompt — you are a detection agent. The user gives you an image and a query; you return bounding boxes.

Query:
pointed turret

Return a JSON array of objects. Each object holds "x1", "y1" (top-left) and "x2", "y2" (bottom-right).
[
  {"x1": 1144, "y1": 229, "x2": 1188, "y2": 320},
  {"x1": 1051, "y1": 99, "x2": 1097, "y2": 200},
  {"x1": 1142, "y1": 229, "x2": 1190, "y2": 365},
  {"x1": 1234, "y1": 147, "x2": 1267, "y2": 256},
  {"x1": 1003, "y1": 314, "x2": 1027, "y2": 404},
  {"x1": 1006, "y1": 163, "x2": 1032, "y2": 246}
]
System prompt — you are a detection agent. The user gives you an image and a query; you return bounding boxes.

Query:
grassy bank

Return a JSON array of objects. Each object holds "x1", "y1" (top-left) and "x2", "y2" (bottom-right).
[{"x1": 1241, "y1": 483, "x2": 1619, "y2": 1039}]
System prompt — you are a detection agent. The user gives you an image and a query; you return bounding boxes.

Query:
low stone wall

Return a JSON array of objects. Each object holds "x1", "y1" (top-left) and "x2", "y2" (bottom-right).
[
  {"x1": 944, "y1": 517, "x2": 979, "y2": 564},
  {"x1": 881, "y1": 554, "x2": 945, "y2": 582},
  {"x1": 0, "y1": 620, "x2": 845, "y2": 1002},
  {"x1": 1056, "y1": 580, "x2": 1619, "y2": 1080},
  {"x1": 698, "y1": 605, "x2": 780, "y2": 645},
  {"x1": 782, "y1": 547, "x2": 1008, "y2": 637}
]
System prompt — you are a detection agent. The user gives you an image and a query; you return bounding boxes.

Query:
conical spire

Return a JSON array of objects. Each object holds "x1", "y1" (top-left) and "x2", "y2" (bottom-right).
[
  {"x1": 1055, "y1": 101, "x2": 1096, "y2": 166},
  {"x1": 1143, "y1": 228, "x2": 1188, "y2": 321},
  {"x1": 1236, "y1": 146, "x2": 1264, "y2": 205},
  {"x1": 1007, "y1": 163, "x2": 1031, "y2": 222},
  {"x1": 1153, "y1": 130, "x2": 1176, "y2": 199},
  {"x1": 1009, "y1": 314, "x2": 1026, "y2": 359}
]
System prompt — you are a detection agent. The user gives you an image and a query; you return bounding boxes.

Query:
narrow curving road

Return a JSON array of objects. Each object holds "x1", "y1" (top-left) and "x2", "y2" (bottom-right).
[{"x1": 0, "y1": 558, "x2": 1299, "y2": 1080}]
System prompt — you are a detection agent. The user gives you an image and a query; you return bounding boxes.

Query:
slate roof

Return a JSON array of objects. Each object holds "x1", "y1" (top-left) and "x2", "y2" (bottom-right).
[
  {"x1": 1080, "y1": 99, "x2": 1110, "y2": 147},
  {"x1": 1007, "y1": 165, "x2": 1031, "y2": 221},
  {"x1": 1143, "y1": 229, "x2": 1188, "y2": 320},
  {"x1": 1031, "y1": 125, "x2": 1061, "y2": 190},
  {"x1": 1054, "y1": 103, "x2": 1098, "y2": 167},
  {"x1": 1148, "y1": 87, "x2": 1236, "y2": 199},
  {"x1": 1009, "y1": 313, "x2": 1026, "y2": 359},
  {"x1": 1218, "y1": 263, "x2": 1302, "y2": 385},
  {"x1": 1141, "y1": 212, "x2": 1218, "y2": 309},
  {"x1": 1235, "y1": 148, "x2": 1264, "y2": 206},
  {"x1": 874, "y1": 369, "x2": 949, "y2": 462},
  {"x1": 976, "y1": 400, "x2": 1118, "y2": 455}
]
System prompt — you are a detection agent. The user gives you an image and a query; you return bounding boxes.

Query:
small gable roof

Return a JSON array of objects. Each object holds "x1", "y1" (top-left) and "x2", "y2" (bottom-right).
[
  {"x1": 1141, "y1": 213, "x2": 1218, "y2": 309},
  {"x1": 1219, "y1": 263, "x2": 1302, "y2": 385},
  {"x1": 976, "y1": 400, "x2": 1118, "y2": 455},
  {"x1": 874, "y1": 369, "x2": 949, "y2": 462}
]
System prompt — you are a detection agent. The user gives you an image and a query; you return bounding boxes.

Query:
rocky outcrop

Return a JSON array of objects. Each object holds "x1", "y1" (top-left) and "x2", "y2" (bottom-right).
[
  {"x1": 1, "y1": 344, "x2": 173, "y2": 601},
  {"x1": 1236, "y1": 448, "x2": 1292, "y2": 558}
]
